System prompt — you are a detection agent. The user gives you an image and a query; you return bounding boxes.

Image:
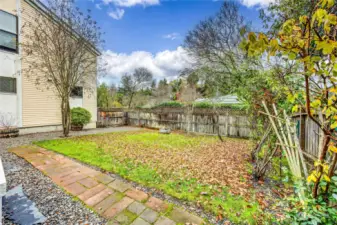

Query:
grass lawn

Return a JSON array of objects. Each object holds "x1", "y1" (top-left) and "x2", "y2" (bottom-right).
[{"x1": 35, "y1": 130, "x2": 263, "y2": 224}]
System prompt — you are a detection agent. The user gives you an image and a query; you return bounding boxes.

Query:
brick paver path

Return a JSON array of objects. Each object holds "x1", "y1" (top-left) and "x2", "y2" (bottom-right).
[{"x1": 10, "y1": 146, "x2": 205, "y2": 225}]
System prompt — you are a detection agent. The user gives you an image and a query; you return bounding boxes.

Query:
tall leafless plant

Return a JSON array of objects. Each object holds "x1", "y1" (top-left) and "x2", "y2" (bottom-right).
[
  {"x1": 0, "y1": 112, "x2": 17, "y2": 129},
  {"x1": 20, "y1": 0, "x2": 104, "y2": 136}
]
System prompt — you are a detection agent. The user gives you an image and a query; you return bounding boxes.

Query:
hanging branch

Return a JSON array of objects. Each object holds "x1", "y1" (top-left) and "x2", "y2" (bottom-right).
[{"x1": 251, "y1": 124, "x2": 272, "y2": 161}]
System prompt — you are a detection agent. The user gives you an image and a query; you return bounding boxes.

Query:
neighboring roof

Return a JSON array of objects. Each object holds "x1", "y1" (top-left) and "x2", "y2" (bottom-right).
[
  {"x1": 195, "y1": 95, "x2": 242, "y2": 104},
  {"x1": 25, "y1": 0, "x2": 101, "y2": 56}
]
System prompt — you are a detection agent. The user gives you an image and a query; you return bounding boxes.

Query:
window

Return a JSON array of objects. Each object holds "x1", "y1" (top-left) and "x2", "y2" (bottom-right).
[
  {"x1": 71, "y1": 86, "x2": 83, "y2": 98},
  {"x1": 0, "y1": 10, "x2": 17, "y2": 52},
  {"x1": 0, "y1": 77, "x2": 16, "y2": 93}
]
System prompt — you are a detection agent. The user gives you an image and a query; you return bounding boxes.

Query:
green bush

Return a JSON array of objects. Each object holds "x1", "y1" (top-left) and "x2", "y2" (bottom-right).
[
  {"x1": 193, "y1": 102, "x2": 247, "y2": 110},
  {"x1": 152, "y1": 101, "x2": 184, "y2": 108},
  {"x1": 284, "y1": 176, "x2": 337, "y2": 224},
  {"x1": 71, "y1": 107, "x2": 91, "y2": 126}
]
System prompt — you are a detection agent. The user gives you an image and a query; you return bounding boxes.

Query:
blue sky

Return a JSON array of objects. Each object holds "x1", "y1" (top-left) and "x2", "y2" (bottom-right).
[{"x1": 75, "y1": 0, "x2": 273, "y2": 84}]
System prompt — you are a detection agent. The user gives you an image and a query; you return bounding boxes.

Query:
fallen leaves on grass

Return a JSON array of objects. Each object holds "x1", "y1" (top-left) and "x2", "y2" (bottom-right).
[{"x1": 78, "y1": 130, "x2": 253, "y2": 198}]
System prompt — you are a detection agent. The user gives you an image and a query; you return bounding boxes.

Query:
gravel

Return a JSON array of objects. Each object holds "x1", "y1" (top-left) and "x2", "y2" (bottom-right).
[
  {"x1": 1, "y1": 127, "x2": 224, "y2": 225},
  {"x1": 0, "y1": 127, "x2": 139, "y2": 225}
]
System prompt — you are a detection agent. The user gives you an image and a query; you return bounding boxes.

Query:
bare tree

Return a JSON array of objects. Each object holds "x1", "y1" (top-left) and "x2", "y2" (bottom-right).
[
  {"x1": 150, "y1": 79, "x2": 171, "y2": 105},
  {"x1": 20, "y1": 0, "x2": 103, "y2": 136},
  {"x1": 184, "y1": 1, "x2": 251, "y2": 92},
  {"x1": 120, "y1": 67, "x2": 153, "y2": 108}
]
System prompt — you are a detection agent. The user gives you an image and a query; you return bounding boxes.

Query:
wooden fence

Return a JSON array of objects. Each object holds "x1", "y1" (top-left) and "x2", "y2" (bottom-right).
[
  {"x1": 97, "y1": 107, "x2": 251, "y2": 138},
  {"x1": 97, "y1": 108, "x2": 328, "y2": 158},
  {"x1": 293, "y1": 114, "x2": 323, "y2": 159}
]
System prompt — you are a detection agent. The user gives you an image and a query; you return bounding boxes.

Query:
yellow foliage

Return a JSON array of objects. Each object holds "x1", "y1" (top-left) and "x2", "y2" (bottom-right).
[
  {"x1": 328, "y1": 144, "x2": 337, "y2": 153},
  {"x1": 307, "y1": 171, "x2": 321, "y2": 183}
]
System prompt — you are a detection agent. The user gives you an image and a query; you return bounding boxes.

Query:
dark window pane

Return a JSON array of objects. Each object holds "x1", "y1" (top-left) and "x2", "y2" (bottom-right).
[
  {"x1": 0, "y1": 77, "x2": 16, "y2": 93},
  {"x1": 0, "y1": 30, "x2": 17, "y2": 51},
  {"x1": 0, "y1": 10, "x2": 17, "y2": 34},
  {"x1": 71, "y1": 86, "x2": 83, "y2": 98}
]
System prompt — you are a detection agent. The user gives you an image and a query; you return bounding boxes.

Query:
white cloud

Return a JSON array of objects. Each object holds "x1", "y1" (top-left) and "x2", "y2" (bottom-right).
[
  {"x1": 102, "y1": 0, "x2": 159, "y2": 7},
  {"x1": 162, "y1": 32, "x2": 180, "y2": 40},
  {"x1": 108, "y1": 8, "x2": 125, "y2": 20},
  {"x1": 102, "y1": 47, "x2": 193, "y2": 82},
  {"x1": 239, "y1": 0, "x2": 275, "y2": 7},
  {"x1": 95, "y1": 3, "x2": 102, "y2": 9}
]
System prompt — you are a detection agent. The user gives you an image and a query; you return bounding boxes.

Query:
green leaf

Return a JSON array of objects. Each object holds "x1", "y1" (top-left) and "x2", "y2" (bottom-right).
[
  {"x1": 331, "y1": 121, "x2": 337, "y2": 129},
  {"x1": 289, "y1": 52, "x2": 297, "y2": 60},
  {"x1": 328, "y1": 14, "x2": 337, "y2": 25},
  {"x1": 248, "y1": 32, "x2": 256, "y2": 42},
  {"x1": 311, "y1": 99, "x2": 321, "y2": 108},
  {"x1": 323, "y1": 0, "x2": 335, "y2": 8},
  {"x1": 315, "y1": 9, "x2": 328, "y2": 24},
  {"x1": 333, "y1": 193, "x2": 337, "y2": 200},
  {"x1": 292, "y1": 105, "x2": 299, "y2": 113}
]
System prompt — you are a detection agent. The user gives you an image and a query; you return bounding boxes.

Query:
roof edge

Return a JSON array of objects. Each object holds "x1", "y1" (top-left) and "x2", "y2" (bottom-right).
[{"x1": 24, "y1": 0, "x2": 101, "y2": 56}]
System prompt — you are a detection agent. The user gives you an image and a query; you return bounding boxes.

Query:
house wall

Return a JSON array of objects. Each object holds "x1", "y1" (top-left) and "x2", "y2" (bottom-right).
[
  {"x1": 70, "y1": 97, "x2": 83, "y2": 108},
  {"x1": 0, "y1": 0, "x2": 17, "y2": 14},
  {"x1": 0, "y1": 52, "x2": 19, "y2": 122},
  {"x1": 17, "y1": 0, "x2": 98, "y2": 131},
  {"x1": 83, "y1": 59, "x2": 98, "y2": 129},
  {"x1": 20, "y1": 0, "x2": 62, "y2": 127},
  {"x1": 0, "y1": 0, "x2": 20, "y2": 127}
]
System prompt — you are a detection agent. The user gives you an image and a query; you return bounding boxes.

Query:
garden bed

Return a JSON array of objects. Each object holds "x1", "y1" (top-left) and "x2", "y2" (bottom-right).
[{"x1": 35, "y1": 130, "x2": 270, "y2": 223}]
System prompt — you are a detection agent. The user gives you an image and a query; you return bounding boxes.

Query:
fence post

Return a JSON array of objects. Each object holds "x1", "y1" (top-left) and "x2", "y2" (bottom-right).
[
  {"x1": 138, "y1": 109, "x2": 140, "y2": 126},
  {"x1": 226, "y1": 110, "x2": 230, "y2": 136},
  {"x1": 124, "y1": 111, "x2": 129, "y2": 126}
]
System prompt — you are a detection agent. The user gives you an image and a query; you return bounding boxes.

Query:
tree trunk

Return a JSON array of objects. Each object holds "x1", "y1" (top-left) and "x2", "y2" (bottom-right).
[
  {"x1": 325, "y1": 153, "x2": 337, "y2": 195},
  {"x1": 128, "y1": 93, "x2": 135, "y2": 109},
  {"x1": 313, "y1": 135, "x2": 331, "y2": 198},
  {"x1": 61, "y1": 97, "x2": 71, "y2": 137}
]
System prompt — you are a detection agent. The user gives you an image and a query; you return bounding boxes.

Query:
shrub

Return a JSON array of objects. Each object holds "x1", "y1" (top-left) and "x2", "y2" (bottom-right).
[
  {"x1": 71, "y1": 107, "x2": 91, "y2": 126},
  {"x1": 193, "y1": 102, "x2": 247, "y2": 110},
  {"x1": 284, "y1": 176, "x2": 337, "y2": 224},
  {"x1": 152, "y1": 101, "x2": 184, "y2": 108}
]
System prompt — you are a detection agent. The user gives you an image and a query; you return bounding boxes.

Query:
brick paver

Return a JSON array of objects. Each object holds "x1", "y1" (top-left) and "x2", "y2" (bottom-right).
[
  {"x1": 154, "y1": 217, "x2": 176, "y2": 225},
  {"x1": 94, "y1": 193, "x2": 123, "y2": 214},
  {"x1": 103, "y1": 197, "x2": 134, "y2": 218},
  {"x1": 64, "y1": 182, "x2": 87, "y2": 195},
  {"x1": 145, "y1": 197, "x2": 168, "y2": 212},
  {"x1": 10, "y1": 146, "x2": 205, "y2": 225},
  {"x1": 85, "y1": 188, "x2": 113, "y2": 207},
  {"x1": 128, "y1": 201, "x2": 146, "y2": 215},
  {"x1": 78, "y1": 183, "x2": 106, "y2": 201},
  {"x1": 94, "y1": 173, "x2": 115, "y2": 184},
  {"x1": 115, "y1": 210, "x2": 137, "y2": 224},
  {"x1": 140, "y1": 208, "x2": 158, "y2": 223},
  {"x1": 126, "y1": 189, "x2": 148, "y2": 202},
  {"x1": 108, "y1": 179, "x2": 132, "y2": 192},
  {"x1": 131, "y1": 218, "x2": 151, "y2": 225},
  {"x1": 169, "y1": 208, "x2": 204, "y2": 225},
  {"x1": 78, "y1": 177, "x2": 99, "y2": 188}
]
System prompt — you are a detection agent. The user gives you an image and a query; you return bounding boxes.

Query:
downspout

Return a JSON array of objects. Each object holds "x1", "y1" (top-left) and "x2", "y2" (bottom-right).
[{"x1": 16, "y1": 0, "x2": 23, "y2": 128}]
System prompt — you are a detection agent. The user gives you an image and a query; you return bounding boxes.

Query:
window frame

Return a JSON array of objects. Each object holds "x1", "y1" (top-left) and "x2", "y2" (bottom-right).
[
  {"x1": 0, "y1": 76, "x2": 17, "y2": 94},
  {"x1": 70, "y1": 86, "x2": 83, "y2": 98},
  {"x1": 0, "y1": 9, "x2": 18, "y2": 53}
]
